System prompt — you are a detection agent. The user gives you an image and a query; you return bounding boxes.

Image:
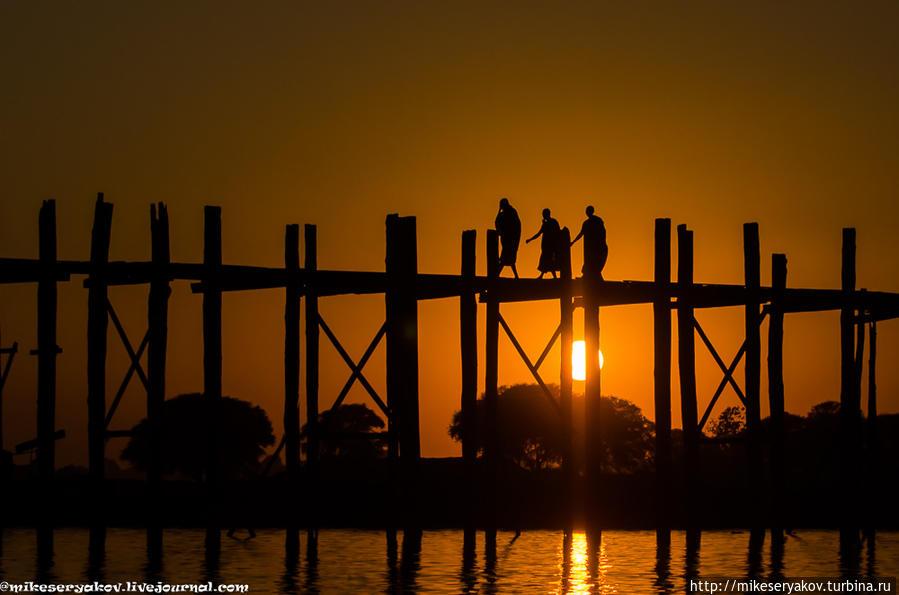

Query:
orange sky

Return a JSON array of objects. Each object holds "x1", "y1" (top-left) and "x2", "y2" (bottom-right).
[{"x1": 1, "y1": 1, "x2": 898, "y2": 467}]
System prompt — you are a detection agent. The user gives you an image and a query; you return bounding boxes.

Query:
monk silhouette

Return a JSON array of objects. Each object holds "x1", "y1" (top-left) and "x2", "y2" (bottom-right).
[
  {"x1": 571, "y1": 206, "x2": 607, "y2": 280},
  {"x1": 526, "y1": 208, "x2": 561, "y2": 279},
  {"x1": 495, "y1": 198, "x2": 521, "y2": 278}
]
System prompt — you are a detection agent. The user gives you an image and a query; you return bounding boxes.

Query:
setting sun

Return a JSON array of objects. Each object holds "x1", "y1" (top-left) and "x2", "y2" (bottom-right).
[{"x1": 572, "y1": 340, "x2": 603, "y2": 381}]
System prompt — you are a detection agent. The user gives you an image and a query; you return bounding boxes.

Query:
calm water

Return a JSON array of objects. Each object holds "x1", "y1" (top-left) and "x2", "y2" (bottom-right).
[{"x1": 0, "y1": 528, "x2": 895, "y2": 593}]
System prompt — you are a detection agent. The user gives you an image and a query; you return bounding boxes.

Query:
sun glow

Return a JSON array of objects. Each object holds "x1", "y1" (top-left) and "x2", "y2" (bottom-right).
[{"x1": 572, "y1": 340, "x2": 603, "y2": 381}]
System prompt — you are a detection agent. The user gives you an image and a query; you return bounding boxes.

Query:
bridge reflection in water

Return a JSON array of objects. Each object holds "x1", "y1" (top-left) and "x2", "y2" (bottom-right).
[{"x1": 0, "y1": 528, "x2": 892, "y2": 593}]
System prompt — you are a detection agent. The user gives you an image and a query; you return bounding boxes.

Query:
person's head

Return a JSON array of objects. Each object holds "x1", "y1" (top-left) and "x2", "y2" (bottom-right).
[
  {"x1": 542, "y1": 208, "x2": 551, "y2": 219},
  {"x1": 499, "y1": 198, "x2": 510, "y2": 209},
  {"x1": 586, "y1": 205, "x2": 595, "y2": 216}
]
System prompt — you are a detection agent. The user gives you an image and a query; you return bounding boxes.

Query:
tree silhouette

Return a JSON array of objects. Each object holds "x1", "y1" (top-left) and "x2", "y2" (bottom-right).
[
  {"x1": 303, "y1": 403, "x2": 388, "y2": 460},
  {"x1": 708, "y1": 405, "x2": 745, "y2": 438},
  {"x1": 448, "y1": 384, "x2": 654, "y2": 473},
  {"x1": 121, "y1": 393, "x2": 274, "y2": 480}
]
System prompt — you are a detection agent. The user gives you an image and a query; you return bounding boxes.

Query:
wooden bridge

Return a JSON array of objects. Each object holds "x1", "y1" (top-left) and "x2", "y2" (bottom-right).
[{"x1": 0, "y1": 194, "x2": 892, "y2": 557}]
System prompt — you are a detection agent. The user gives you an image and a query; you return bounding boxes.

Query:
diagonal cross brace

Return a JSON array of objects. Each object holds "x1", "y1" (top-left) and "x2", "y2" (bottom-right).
[
  {"x1": 497, "y1": 313, "x2": 561, "y2": 415},
  {"x1": 318, "y1": 315, "x2": 389, "y2": 417},
  {"x1": 105, "y1": 330, "x2": 150, "y2": 428},
  {"x1": 104, "y1": 299, "x2": 152, "y2": 429},
  {"x1": 694, "y1": 317, "x2": 747, "y2": 406},
  {"x1": 696, "y1": 309, "x2": 768, "y2": 432},
  {"x1": 107, "y1": 300, "x2": 150, "y2": 390},
  {"x1": 0, "y1": 342, "x2": 18, "y2": 393},
  {"x1": 534, "y1": 324, "x2": 562, "y2": 372}
]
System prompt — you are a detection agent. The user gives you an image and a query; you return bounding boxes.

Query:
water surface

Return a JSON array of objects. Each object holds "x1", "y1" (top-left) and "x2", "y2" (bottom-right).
[{"x1": 0, "y1": 528, "x2": 894, "y2": 593}]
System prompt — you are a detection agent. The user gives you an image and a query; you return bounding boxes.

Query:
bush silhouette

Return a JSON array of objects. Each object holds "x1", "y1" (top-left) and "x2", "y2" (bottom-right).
[{"x1": 121, "y1": 393, "x2": 274, "y2": 480}]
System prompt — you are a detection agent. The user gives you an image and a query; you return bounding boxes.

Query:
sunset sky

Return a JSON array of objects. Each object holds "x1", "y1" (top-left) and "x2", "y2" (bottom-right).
[{"x1": 2, "y1": 1, "x2": 898, "y2": 467}]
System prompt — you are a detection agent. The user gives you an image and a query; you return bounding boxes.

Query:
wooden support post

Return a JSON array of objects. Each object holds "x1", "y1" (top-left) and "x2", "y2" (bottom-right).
[
  {"x1": 743, "y1": 223, "x2": 763, "y2": 532},
  {"x1": 284, "y1": 224, "x2": 301, "y2": 530},
  {"x1": 203, "y1": 206, "x2": 222, "y2": 551},
  {"x1": 304, "y1": 224, "x2": 320, "y2": 470},
  {"x1": 87, "y1": 195, "x2": 112, "y2": 480},
  {"x1": 768, "y1": 253, "x2": 787, "y2": 540},
  {"x1": 460, "y1": 230, "x2": 477, "y2": 464},
  {"x1": 147, "y1": 202, "x2": 169, "y2": 555},
  {"x1": 37, "y1": 200, "x2": 57, "y2": 482},
  {"x1": 677, "y1": 224, "x2": 699, "y2": 528},
  {"x1": 864, "y1": 321, "x2": 877, "y2": 541},
  {"x1": 385, "y1": 215, "x2": 420, "y2": 464},
  {"x1": 653, "y1": 218, "x2": 672, "y2": 532},
  {"x1": 583, "y1": 222, "x2": 602, "y2": 527},
  {"x1": 484, "y1": 229, "x2": 500, "y2": 529},
  {"x1": 839, "y1": 228, "x2": 860, "y2": 544},
  {"x1": 558, "y1": 227, "x2": 574, "y2": 522},
  {"x1": 87, "y1": 193, "x2": 112, "y2": 556}
]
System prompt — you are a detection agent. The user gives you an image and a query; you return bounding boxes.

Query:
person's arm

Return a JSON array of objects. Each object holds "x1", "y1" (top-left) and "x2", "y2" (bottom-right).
[
  {"x1": 571, "y1": 227, "x2": 584, "y2": 246},
  {"x1": 526, "y1": 225, "x2": 543, "y2": 243}
]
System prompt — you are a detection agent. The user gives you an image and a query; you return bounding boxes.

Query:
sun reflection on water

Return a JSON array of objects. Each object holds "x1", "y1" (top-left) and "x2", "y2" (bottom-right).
[{"x1": 558, "y1": 531, "x2": 622, "y2": 595}]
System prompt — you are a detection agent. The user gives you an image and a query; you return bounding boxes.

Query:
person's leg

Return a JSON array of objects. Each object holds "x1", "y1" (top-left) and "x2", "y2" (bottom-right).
[{"x1": 511, "y1": 264, "x2": 519, "y2": 279}]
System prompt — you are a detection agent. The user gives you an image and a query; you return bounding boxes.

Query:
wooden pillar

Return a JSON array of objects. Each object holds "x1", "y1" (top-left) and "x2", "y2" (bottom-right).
[
  {"x1": 86, "y1": 193, "x2": 112, "y2": 557},
  {"x1": 768, "y1": 253, "x2": 787, "y2": 539},
  {"x1": 203, "y1": 206, "x2": 222, "y2": 551},
  {"x1": 147, "y1": 202, "x2": 169, "y2": 555},
  {"x1": 284, "y1": 225, "x2": 301, "y2": 503},
  {"x1": 558, "y1": 227, "x2": 574, "y2": 521},
  {"x1": 583, "y1": 222, "x2": 602, "y2": 527},
  {"x1": 37, "y1": 200, "x2": 58, "y2": 482},
  {"x1": 87, "y1": 194, "x2": 112, "y2": 487},
  {"x1": 676, "y1": 224, "x2": 699, "y2": 528},
  {"x1": 839, "y1": 228, "x2": 860, "y2": 542},
  {"x1": 743, "y1": 223, "x2": 763, "y2": 531},
  {"x1": 36, "y1": 200, "x2": 57, "y2": 565},
  {"x1": 864, "y1": 321, "x2": 877, "y2": 541},
  {"x1": 484, "y1": 229, "x2": 500, "y2": 530},
  {"x1": 653, "y1": 218, "x2": 672, "y2": 531},
  {"x1": 304, "y1": 225, "x2": 319, "y2": 470},
  {"x1": 460, "y1": 230, "x2": 478, "y2": 464},
  {"x1": 385, "y1": 214, "x2": 421, "y2": 464}
]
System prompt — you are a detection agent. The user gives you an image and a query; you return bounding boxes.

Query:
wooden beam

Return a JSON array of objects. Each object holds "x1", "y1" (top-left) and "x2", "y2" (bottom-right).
[
  {"x1": 318, "y1": 316, "x2": 388, "y2": 415},
  {"x1": 385, "y1": 214, "x2": 420, "y2": 464},
  {"x1": 864, "y1": 320, "x2": 877, "y2": 541},
  {"x1": 103, "y1": 330, "x2": 149, "y2": 427},
  {"x1": 693, "y1": 318, "x2": 747, "y2": 406},
  {"x1": 0, "y1": 338, "x2": 18, "y2": 450},
  {"x1": 768, "y1": 253, "x2": 787, "y2": 539},
  {"x1": 460, "y1": 230, "x2": 477, "y2": 464},
  {"x1": 497, "y1": 314, "x2": 560, "y2": 414},
  {"x1": 284, "y1": 223, "x2": 301, "y2": 531},
  {"x1": 743, "y1": 222, "x2": 763, "y2": 534},
  {"x1": 202, "y1": 206, "x2": 222, "y2": 553},
  {"x1": 839, "y1": 227, "x2": 860, "y2": 544},
  {"x1": 583, "y1": 219, "x2": 602, "y2": 527},
  {"x1": 37, "y1": 200, "x2": 57, "y2": 482},
  {"x1": 484, "y1": 229, "x2": 499, "y2": 529},
  {"x1": 86, "y1": 193, "x2": 112, "y2": 556},
  {"x1": 87, "y1": 194, "x2": 113, "y2": 486},
  {"x1": 304, "y1": 224, "x2": 320, "y2": 469},
  {"x1": 653, "y1": 218, "x2": 672, "y2": 531},
  {"x1": 677, "y1": 224, "x2": 699, "y2": 529},
  {"x1": 558, "y1": 226, "x2": 574, "y2": 524},
  {"x1": 147, "y1": 201, "x2": 170, "y2": 554}
]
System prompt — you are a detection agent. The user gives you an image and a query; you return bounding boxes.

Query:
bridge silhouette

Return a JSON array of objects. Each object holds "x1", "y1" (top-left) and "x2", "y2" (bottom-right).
[{"x1": 0, "y1": 194, "x2": 892, "y2": 563}]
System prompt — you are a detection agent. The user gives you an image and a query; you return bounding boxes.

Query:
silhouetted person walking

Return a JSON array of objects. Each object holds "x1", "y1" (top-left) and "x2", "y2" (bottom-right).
[
  {"x1": 526, "y1": 208, "x2": 561, "y2": 279},
  {"x1": 495, "y1": 198, "x2": 521, "y2": 278},
  {"x1": 571, "y1": 206, "x2": 607, "y2": 280}
]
